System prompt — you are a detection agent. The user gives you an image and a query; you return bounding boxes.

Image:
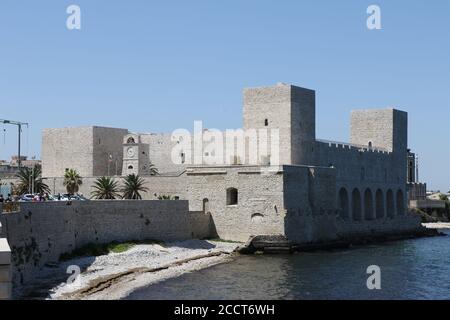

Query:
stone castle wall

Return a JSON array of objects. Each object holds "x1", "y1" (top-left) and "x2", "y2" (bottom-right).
[
  {"x1": 0, "y1": 200, "x2": 212, "y2": 287},
  {"x1": 185, "y1": 166, "x2": 286, "y2": 242}
]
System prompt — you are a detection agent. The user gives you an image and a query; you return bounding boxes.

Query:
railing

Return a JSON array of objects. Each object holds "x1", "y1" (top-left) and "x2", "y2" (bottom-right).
[{"x1": 316, "y1": 139, "x2": 390, "y2": 153}]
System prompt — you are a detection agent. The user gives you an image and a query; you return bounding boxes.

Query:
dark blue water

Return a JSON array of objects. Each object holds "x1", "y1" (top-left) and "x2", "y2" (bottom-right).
[{"x1": 127, "y1": 230, "x2": 450, "y2": 300}]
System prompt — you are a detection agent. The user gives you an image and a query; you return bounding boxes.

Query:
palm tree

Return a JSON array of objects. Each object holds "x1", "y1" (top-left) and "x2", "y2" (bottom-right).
[
  {"x1": 121, "y1": 174, "x2": 148, "y2": 200},
  {"x1": 91, "y1": 176, "x2": 120, "y2": 199},
  {"x1": 63, "y1": 168, "x2": 83, "y2": 195},
  {"x1": 149, "y1": 162, "x2": 159, "y2": 176},
  {"x1": 15, "y1": 165, "x2": 50, "y2": 195}
]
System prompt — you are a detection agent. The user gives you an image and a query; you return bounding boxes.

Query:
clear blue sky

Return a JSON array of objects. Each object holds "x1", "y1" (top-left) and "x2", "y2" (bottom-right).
[{"x1": 0, "y1": 1, "x2": 449, "y2": 191}]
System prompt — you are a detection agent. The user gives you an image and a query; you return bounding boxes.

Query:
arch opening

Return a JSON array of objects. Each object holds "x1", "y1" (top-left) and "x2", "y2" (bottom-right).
[
  {"x1": 202, "y1": 198, "x2": 210, "y2": 214},
  {"x1": 364, "y1": 189, "x2": 374, "y2": 220},
  {"x1": 251, "y1": 213, "x2": 264, "y2": 223},
  {"x1": 338, "y1": 188, "x2": 349, "y2": 220},
  {"x1": 396, "y1": 190, "x2": 405, "y2": 216},
  {"x1": 352, "y1": 188, "x2": 362, "y2": 221},
  {"x1": 375, "y1": 189, "x2": 384, "y2": 219},
  {"x1": 226, "y1": 188, "x2": 238, "y2": 206},
  {"x1": 386, "y1": 189, "x2": 395, "y2": 218}
]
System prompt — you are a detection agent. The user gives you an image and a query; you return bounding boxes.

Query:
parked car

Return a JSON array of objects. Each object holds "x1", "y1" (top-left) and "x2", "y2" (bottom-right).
[
  {"x1": 53, "y1": 193, "x2": 89, "y2": 201},
  {"x1": 19, "y1": 194, "x2": 35, "y2": 202}
]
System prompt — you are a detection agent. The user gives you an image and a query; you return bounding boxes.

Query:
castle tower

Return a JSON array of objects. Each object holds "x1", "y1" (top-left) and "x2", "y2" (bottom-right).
[
  {"x1": 350, "y1": 108, "x2": 408, "y2": 184},
  {"x1": 243, "y1": 83, "x2": 316, "y2": 166},
  {"x1": 350, "y1": 108, "x2": 407, "y2": 153},
  {"x1": 122, "y1": 134, "x2": 150, "y2": 176}
]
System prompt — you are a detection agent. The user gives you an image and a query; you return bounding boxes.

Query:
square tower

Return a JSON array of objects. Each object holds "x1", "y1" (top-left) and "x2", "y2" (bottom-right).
[
  {"x1": 243, "y1": 83, "x2": 316, "y2": 166},
  {"x1": 350, "y1": 108, "x2": 407, "y2": 154}
]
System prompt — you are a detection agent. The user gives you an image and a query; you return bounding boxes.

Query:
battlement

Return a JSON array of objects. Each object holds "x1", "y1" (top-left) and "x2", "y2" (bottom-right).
[{"x1": 316, "y1": 139, "x2": 392, "y2": 154}]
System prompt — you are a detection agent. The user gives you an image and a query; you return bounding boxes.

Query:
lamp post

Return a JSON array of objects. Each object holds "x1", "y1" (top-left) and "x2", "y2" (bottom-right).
[{"x1": 0, "y1": 119, "x2": 29, "y2": 170}]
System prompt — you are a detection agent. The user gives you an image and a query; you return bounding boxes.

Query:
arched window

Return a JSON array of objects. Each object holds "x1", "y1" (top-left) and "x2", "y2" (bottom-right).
[
  {"x1": 202, "y1": 198, "x2": 210, "y2": 214},
  {"x1": 264, "y1": 119, "x2": 269, "y2": 126},
  {"x1": 127, "y1": 137, "x2": 136, "y2": 144},
  {"x1": 251, "y1": 213, "x2": 264, "y2": 223},
  {"x1": 128, "y1": 165, "x2": 134, "y2": 170},
  {"x1": 226, "y1": 188, "x2": 238, "y2": 205},
  {"x1": 352, "y1": 188, "x2": 362, "y2": 221},
  {"x1": 338, "y1": 188, "x2": 349, "y2": 220},
  {"x1": 386, "y1": 189, "x2": 395, "y2": 218},
  {"x1": 375, "y1": 189, "x2": 384, "y2": 219},
  {"x1": 364, "y1": 189, "x2": 374, "y2": 220},
  {"x1": 396, "y1": 190, "x2": 405, "y2": 216}
]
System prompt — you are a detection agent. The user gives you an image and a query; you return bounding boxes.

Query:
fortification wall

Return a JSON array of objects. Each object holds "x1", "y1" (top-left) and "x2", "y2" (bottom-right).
[
  {"x1": 0, "y1": 200, "x2": 211, "y2": 287},
  {"x1": 283, "y1": 165, "x2": 340, "y2": 243},
  {"x1": 186, "y1": 166, "x2": 286, "y2": 242},
  {"x1": 314, "y1": 141, "x2": 407, "y2": 222},
  {"x1": 44, "y1": 174, "x2": 188, "y2": 200}
]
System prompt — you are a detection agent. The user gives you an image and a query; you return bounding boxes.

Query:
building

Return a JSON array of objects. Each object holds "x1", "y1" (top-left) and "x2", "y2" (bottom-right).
[
  {"x1": 0, "y1": 156, "x2": 41, "y2": 178},
  {"x1": 41, "y1": 83, "x2": 423, "y2": 244}
]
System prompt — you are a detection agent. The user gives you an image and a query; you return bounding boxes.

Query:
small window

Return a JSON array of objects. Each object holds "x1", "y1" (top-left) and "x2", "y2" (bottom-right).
[
  {"x1": 226, "y1": 188, "x2": 238, "y2": 205},
  {"x1": 128, "y1": 165, "x2": 134, "y2": 170},
  {"x1": 127, "y1": 137, "x2": 135, "y2": 144},
  {"x1": 368, "y1": 141, "x2": 373, "y2": 148},
  {"x1": 181, "y1": 152, "x2": 185, "y2": 164},
  {"x1": 264, "y1": 119, "x2": 269, "y2": 126}
]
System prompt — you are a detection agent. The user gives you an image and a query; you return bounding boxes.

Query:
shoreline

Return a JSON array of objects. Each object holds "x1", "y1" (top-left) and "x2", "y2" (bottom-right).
[
  {"x1": 19, "y1": 223, "x2": 447, "y2": 300},
  {"x1": 422, "y1": 222, "x2": 450, "y2": 229},
  {"x1": 24, "y1": 240, "x2": 240, "y2": 300}
]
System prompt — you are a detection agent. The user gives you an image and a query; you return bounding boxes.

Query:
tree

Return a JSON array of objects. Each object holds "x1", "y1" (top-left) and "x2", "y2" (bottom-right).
[
  {"x1": 91, "y1": 176, "x2": 120, "y2": 200},
  {"x1": 149, "y1": 162, "x2": 159, "y2": 176},
  {"x1": 121, "y1": 174, "x2": 148, "y2": 200},
  {"x1": 15, "y1": 165, "x2": 50, "y2": 195},
  {"x1": 63, "y1": 168, "x2": 83, "y2": 195}
]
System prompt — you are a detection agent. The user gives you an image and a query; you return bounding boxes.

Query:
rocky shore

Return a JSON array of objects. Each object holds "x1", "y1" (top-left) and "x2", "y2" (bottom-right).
[{"x1": 16, "y1": 240, "x2": 239, "y2": 300}]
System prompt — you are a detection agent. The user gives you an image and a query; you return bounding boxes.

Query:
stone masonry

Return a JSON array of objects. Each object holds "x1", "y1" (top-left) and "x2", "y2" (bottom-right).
[{"x1": 39, "y1": 83, "x2": 422, "y2": 245}]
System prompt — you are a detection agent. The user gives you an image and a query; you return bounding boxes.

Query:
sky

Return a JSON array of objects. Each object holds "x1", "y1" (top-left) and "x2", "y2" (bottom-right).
[{"x1": 0, "y1": 0, "x2": 449, "y2": 191}]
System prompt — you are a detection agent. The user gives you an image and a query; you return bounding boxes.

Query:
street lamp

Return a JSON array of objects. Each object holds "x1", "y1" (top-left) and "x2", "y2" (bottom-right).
[{"x1": 0, "y1": 119, "x2": 29, "y2": 170}]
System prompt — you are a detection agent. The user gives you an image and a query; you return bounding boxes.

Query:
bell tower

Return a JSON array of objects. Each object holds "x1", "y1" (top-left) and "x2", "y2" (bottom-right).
[{"x1": 122, "y1": 134, "x2": 150, "y2": 176}]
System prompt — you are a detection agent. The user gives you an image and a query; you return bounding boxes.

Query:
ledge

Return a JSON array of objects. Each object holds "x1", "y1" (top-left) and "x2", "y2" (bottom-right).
[
  {"x1": 187, "y1": 171, "x2": 228, "y2": 176},
  {"x1": 0, "y1": 282, "x2": 11, "y2": 300},
  {"x1": 0, "y1": 239, "x2": 11, "y2": 265}
]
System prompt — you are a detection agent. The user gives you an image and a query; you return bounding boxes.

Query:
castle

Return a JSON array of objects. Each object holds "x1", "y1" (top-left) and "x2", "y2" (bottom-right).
[{"x1": 41, "y1": 83, "x2": 422, "y2": 243}]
